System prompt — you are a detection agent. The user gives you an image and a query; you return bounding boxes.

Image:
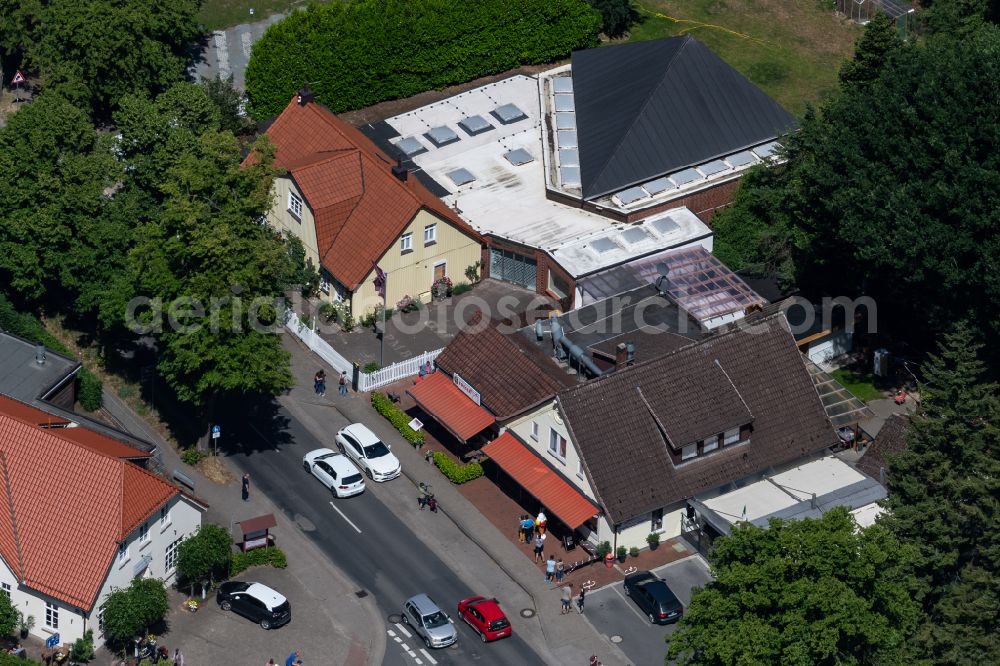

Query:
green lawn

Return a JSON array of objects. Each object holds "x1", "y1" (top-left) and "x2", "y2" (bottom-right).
[
  {"x1": 831, "y1": 368, "x2": 884, "y2": 402},
  {"x1": 629, "y1": 0, "x2": 860, "y2": 114},
  {"x1": 197, "y1": 0, "x2": 330, "y2": 31}
]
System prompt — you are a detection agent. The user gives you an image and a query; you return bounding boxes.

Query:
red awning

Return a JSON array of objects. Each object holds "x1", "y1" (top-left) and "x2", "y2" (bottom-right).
[
  {"x1": 482, "y1": 432, "x2": 599, "y2": 529},
  {"x1": 407, "y1": 372, "x2": 495, "y2": 442}
]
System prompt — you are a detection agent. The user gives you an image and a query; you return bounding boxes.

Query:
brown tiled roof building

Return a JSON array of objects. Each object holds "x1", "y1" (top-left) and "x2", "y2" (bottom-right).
[{"x1": 857, "y1": 414, "x2": 909, "y2": 485}]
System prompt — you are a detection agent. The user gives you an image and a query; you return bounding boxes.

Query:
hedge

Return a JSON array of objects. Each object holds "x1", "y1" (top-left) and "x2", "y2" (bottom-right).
[
  {"x1": 432, "y1": 451, "x2": 483, "y2": 485},
  {"x1": 371, "y1": 392, "x2": 424, "y2": 446},
  {"x1": 230, "y1": 547, "x2": 288, "y2": 577},
  {"x1": 246, "y1": 0, "x2": 601, "y2": 118}
]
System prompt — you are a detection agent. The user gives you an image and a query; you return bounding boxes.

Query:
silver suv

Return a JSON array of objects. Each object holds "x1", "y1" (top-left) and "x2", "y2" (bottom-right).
[{"x1": 403, "y1": 594, "x2": 457, "y2": 648}]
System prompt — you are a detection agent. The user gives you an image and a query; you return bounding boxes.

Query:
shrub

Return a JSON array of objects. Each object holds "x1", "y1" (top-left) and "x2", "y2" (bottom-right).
[
  {"x1": 363, "y1": 362, "x2": 381, "y2": 374},
  {"x1": 246, "y1": 0, "x2": 601, "y2": 118},
  {"x1": 229, "y1": 547, "x2": 288, "y2": 577},
  {"x1": 371, "y1": 392, "x2": 424, "y2": 446},
  {"x1": 70, "y1": 628, "x2": 95, "y2": 662},
  {"x1": 629, "y1": 546, "x2": 640, "y2": 558},
  {"x1": 464, "y1": 262, "x2": 480, "y2": 283},
  {"x1": 77, "y1": 368, "x2": 104, "y2": 411},
  {"x1": 319, "y1": 301, "x2": 337, "y2": 322},
  {"x1": 181, "y1": 448, "x2": 205, "y2": 465},
  {"x1": 616, "y1": 545, "x2": 628, "y2": 560},
  {"x1": 595, "y1": 541, "x2": 612, "y2": 558},
  {"x1": 432, "y1": 452, "x2": 483, "y2": 484},
  {"x1": 0, "y1": 652, "x2": 44, "y2": 665},
  {"x1": 646, "y1": 532, "x2": 660, "y2": 548},
  {"x1": 452, "y1": 282, "x2": 473, "y2": 296}
]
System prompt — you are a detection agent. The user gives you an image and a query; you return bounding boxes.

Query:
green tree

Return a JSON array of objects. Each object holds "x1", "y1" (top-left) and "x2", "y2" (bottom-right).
[
  {"x1": 839, "y1": 12, "x2": 903, "y2": 89},
  {"x1": 881, "y1": 322, "x2": 1000, "y2": 663},
  {"x1": 176, "y1": 524, "x2": 233, "y2": 597},
  {"x1": 923, "y1": 0, "x2": 1000, "y2": 35},
  {"x1": 1, "y1": 0, "x2": 201, "y2": 119},
  {"x1": 586, "y1": 0, "x2": 639, "y2": 37},
  {"x1": 667, "y1": 508, "x2": 921, "y2": 665},
  {"x1": 101, "y1": 578, "x2": 169, "y2": 646},
  {"x1": 201, "y1": 75, "x2": 252, "y2": 136},
  {"x1": 0, "y1": 591, "x2": 18, "y2": 638}
]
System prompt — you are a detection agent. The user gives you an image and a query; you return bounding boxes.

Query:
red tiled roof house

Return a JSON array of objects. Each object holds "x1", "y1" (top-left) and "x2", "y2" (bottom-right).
[
  {"x1": 254, "y1": 88, "x2": 484, "y2": 322},
  {"x1": 0, "y1": 395, "x2": 206, "y2": 648}
]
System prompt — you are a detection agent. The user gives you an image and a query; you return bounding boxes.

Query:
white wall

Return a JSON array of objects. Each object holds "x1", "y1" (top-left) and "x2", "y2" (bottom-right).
[
  {"x1": 597, "y1": 501, "x2": 687, "y2": 552},
  {"x1": 0, "y1": 494, "x2": 202, "y2": 648},
  {"x1": 807, "y1": 330, "x2": 853, "y2": 364},
  {"x1": 503, "y1": 402, "x2": 596, "y2": 500}
]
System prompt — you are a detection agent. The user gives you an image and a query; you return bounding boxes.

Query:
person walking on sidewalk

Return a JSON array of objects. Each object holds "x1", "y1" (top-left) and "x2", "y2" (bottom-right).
[
  {"x1": 520, "y1": 515, "x2": 534, "y2": 543},
  {"x1": 241, "y1": 473, "x2": 250, "y2": 502},
  {"x1": 556, "y1": 558, "x2": 565, "y2": 583},
  {"x1": 313, "y1": 370, "x2": 323, "y2": 396},
  {"x1": 338, "y1": 371, "x2": 348, "y2": 396},
  {"x1": 560, "y1": 583, "x2": 573, "y2": 614},
  {"x1": 533, "y1": 533, "x2": 544, "y2": 562},
  {"x1": 545, "y1": 555, "x2": 556, "y2": 582},
  {"x1": 173, "y1": 649, "x2": 184, "y2": 666},
  {"x1": 315, "y1": 370, "x2": 326, "y2": 397},
  {"x1": 576, "y1": 587, "x2": 586, "y2": 613}
]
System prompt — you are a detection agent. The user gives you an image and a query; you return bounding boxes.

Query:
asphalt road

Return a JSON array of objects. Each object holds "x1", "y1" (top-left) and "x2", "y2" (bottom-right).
[{"x1": 224, "y1": 398, "x2": 545, "y2": 666}]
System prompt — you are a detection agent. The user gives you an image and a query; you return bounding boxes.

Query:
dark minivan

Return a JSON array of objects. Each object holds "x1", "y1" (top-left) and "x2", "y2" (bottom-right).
[
  {"x1": 623, "y1": 571, "x2": 683, "y2": 624},
  {"x1": 216, "y1": 581, "x2": 291, "y2": 629}
]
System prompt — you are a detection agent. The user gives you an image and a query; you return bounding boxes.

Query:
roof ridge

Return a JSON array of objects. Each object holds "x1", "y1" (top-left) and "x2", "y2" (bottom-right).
[
  {"x1": 0, "y1": 451, "x2": 26, "y2": 582},
  {"x1": 635, "y1": 385, "x2": 674, "y2": 451},
  {"x1": 585, "y1": 37, "x2": 692, "y2": 194}
]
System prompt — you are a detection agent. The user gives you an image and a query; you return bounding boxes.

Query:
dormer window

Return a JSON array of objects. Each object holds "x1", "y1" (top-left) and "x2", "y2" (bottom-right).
[
  {"x1": 703, "y1": 435, "x2": 719, "y2": 453},
  {"x1": 724, "y1": 428, "x2": 740, "y2": 446},
  {"x1": 681, "y1": 443, "x2": 697, "y2": 460}
]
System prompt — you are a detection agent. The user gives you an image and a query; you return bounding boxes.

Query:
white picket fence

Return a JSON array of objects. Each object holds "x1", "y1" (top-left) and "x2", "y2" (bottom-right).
[
  {"x1": 284, "y1": 311, "x2": 352, "y2": 374},
  {"x1": 285, "y1": 310, "x2": 442, "y2": 391},
  {"x1": 358, "y1": 348, "x2": 444, "y2": 392}
]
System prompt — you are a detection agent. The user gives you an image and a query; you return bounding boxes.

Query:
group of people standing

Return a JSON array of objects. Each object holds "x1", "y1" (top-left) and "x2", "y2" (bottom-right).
[{"x1": 313, "y1": 370, "x2": 349, "y2": 397}]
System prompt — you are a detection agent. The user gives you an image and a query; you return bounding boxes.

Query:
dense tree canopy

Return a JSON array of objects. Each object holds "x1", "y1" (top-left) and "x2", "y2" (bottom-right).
[
  {"x1": 245, "y1": 0, "x2": 601, "y2": 118},
  {"x1": 176, "y1": 523, "x2": 233, "y2": 593},
  {"x1": 667, "y1": 508, "x2": 920, "y2": 665},
  {"x1": 881, "y1": 323, "x2": 1000, "y2": 663},
  {"x1": 712, "y1": 23, "x2": 1000, "y2": 359},
  {"x1": 586, "y1": 0, "x2": 640, "y2": 37},
  {"x1": 101, "y1": 578, "x2": 169, "y2": 645},
  {"x1": 0, "y1": 0, "x2": 202, "y2": 119}
]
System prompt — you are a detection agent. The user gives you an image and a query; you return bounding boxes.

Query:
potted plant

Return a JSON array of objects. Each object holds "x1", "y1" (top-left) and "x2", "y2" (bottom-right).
[
  {"x1": 18, "y1": 612, "x2": 34, "y2": 639},
  {"x1": 646, "y1": 532, "x2": 661, "y2": 550},
  {"x1": 595, "y1": 541, "x2": 612, "y2": 559},
  {"x1": 629, "y1": 546, "x2": 640, "y2": 558},
  {"x1": 184, "y1": 598, "x2": 200, "y2": 613},
  {"x1": 616, "y1": 545, "x2": 628, "y2": 562},
  {"x1": 430, "y1": 276, "x2": 453, "y2": 300}
]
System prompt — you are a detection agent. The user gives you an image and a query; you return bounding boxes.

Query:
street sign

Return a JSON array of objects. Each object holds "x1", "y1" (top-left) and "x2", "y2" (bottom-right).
[
  {"x1": 211, "y1": 425, "x2": 221, "y2": 439},
  {"x1": 45, "y1": 633, "x2": 59, "y2": 649}
]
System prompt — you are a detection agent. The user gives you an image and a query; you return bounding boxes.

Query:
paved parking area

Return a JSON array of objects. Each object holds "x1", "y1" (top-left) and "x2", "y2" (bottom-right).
[
  {"x1": 163, "y1": 565, "x2": 344, "y2": 666},
  {"x1": 582, "y1": 556, "x2": 712, "y2": 666}
]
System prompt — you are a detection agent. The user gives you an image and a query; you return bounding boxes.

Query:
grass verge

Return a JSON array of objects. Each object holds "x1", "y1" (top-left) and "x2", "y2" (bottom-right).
[{"x1": 831, "y1": 368, "x2": 884, "y2": 402}]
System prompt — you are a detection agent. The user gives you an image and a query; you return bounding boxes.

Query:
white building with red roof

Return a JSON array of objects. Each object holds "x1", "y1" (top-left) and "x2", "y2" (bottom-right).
[{"x1": 0, "y1": 395, "x2": 205, "y2": 647}]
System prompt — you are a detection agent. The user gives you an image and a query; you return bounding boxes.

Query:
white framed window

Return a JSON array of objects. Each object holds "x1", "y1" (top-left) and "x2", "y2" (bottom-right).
[
  {"x1": 287, "y1": 191, "x2": 303, "y2": 220},
  {"x1": 160, "y1": 505, "x2": 170, "y2": 528},
  {"x1": 424, "y1": 224, "x2": 437, "y2": 245},
  {"x1": 139, "y1": 522, "x2": 149, "y2": 543},
  {"x1": 400, "y1": 233, "x2": 413, "y2": 253},
  {"x1": 165, "y1": 537, "x2": 182, "y2": 571},
  {"x1": 548, "y1": 429, "x2": 567, "y2": 461},
  {"x1": 703, "y1": 436, "x2": 719, "y2": 453},
  {"x1": 724, "y1": 427, "x2": 740, "y2": 445},
  {"x1": 1, "y1": 582, "x2": 10, "y2": 598},
  {"x1": 319, "y1": 276, "x2": 331, "y2": 294},
  {"x1": 45, "y1": 602, "x2": 59, "y2": 630},
  {"x1": 651, "y1": 508, "x2": 664, "y2": 531},
  {"x1": 117, "y1": 542, "x2": 129, "y2": 564},
  {"x1": 530, "y1": 422, "x2": 539, "y2": 441},
  {"x1": 576, "y1": 460, "x2": 584, "y2": 479},
  {"x1": 681, "y1": 443, "x2": 697, "y2": 461},
  {"x1": 98, "y1": 603, "x2": 106, "y2": 634}
]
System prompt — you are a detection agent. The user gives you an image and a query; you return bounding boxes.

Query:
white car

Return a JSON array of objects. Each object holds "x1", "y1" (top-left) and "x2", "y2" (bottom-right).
[
  {"x1": 336, "y1": 423, "x2": 401, "y2": 482},
  {"x1": 302, "y1": 448, "x2": 365, "y2": 497}
]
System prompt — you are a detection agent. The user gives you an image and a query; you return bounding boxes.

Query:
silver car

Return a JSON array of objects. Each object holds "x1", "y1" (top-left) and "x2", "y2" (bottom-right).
[{"x1": 402, "y1": 594, "x2": 457, "y2": 648}]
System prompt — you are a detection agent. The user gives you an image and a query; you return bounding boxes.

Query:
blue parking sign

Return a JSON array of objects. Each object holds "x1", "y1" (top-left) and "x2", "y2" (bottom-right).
[{"x1": 45, "y1": 633, "x2": 59, "y2": 649}]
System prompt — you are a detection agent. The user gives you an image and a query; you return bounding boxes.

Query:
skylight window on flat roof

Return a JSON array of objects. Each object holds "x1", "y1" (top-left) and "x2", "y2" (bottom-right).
[
  {"x1": 458, "y1": 115, "x2": 494, "y2": 136},
  {"x1": 396, "y1": 136, "x2": 427, "y2": 157},
  {"x1": 553, "y1": 77, "x2": 574, "y2": 94},
  {"x1": 558, "y1": 149, "x2": 579, "y2": 167},
  {"x1": 651, "y1": 216, "x2": 680, "y2": 236},
  {"x1": 554, "y1": 95, "x2": 575, "y2": 112},
  {"x1": 446, "y1": 168, "x2": 476, "y2": 186},
  {"x1": 725, "y1": 151, "x2": 756, "y2": 168},
  {"x1": 557, "y1": 130, "x2": 578, "y2": 149},
  {"x1": 615, "y1": 186, "x2": 648, "y2": 206},
  {"x1": 492, "y1": 103, "x2": 527, "y2": 125},
  {"x1": 752, "y1": 141, "x2": 780, "y2": 159},
  {"x1": 555, "y1": 113, "x2": 575, "y2": 130},
  {"x1": 621, "y1": 227, "x2": 653, "y2": 245},
  {"x1": 698, "y1": 160, "x2": 730, "y2": 176},
  {"x1": 504, "y1": 148, "x2": 534, "y2": 166},
  {"x1": 424, "y1": 125, "x2": 460, "y2": 148},
  {"x1": 670, "y1": 168, "x2": 702, "y2": 186},
  {"x1": 560, "y1": 166, "x2": 581, "y2": 187},
  {"x1": 590, "y1": 237, "x2": 621, "y2": 254},
  {"x1": 642, "y1": 177, "x2": 672, "y2": 196}
]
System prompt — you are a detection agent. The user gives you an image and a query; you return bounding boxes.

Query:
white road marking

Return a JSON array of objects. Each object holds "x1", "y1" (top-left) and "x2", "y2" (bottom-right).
[
  {"x1": 329, "y1": 501, "x2": 362, "y2": 533},
  {"x1": 212, "y1": 31, "x2": 230, "y2": 79},
  {"x1": 387, "y1": 629, "x2": 396, "y2": 637},
  {"x1": 394, "y1": 636, "x2": 402, "y2": 643},
  {"x1": 614, "y1": 585, "x2": 650, "y2": 623},
  {"x1": 240, "y1": 31, "x2": 253, "y2": 58},
  {"x1": 415, "y1": 659, "x2": 423, "y2": 665},
  {"x1": 395, "y1": 622, "x2": 411, "y2": 638},
  {"x1": 419, "y1": 648, "x2": 437, "y2": 665}
]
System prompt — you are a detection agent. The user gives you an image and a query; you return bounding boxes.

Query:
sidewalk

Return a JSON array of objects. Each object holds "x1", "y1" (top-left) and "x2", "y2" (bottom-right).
[
  {"x1": 98, "y1": 387, "x2": 385, "y2": 666},
  {"x1": 281, "y1": 333, "x2": 633, "y2": 666}
]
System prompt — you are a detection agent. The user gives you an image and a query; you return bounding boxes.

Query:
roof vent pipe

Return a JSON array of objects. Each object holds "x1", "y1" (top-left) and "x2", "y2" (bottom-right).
[
  {"x1": 550, "y1": 318, "x2": 567, "y2": 360},
  {"x1": 810, "y1": 493, "x2": 817, "y2": 510},
  {"x1": 535, "y1": 319, "x2": 545, "y2": 341},
  {"x1": 626, "y1": 341, "x2": 635, "y2": 366},
  {"x1": 565, "y1": 339, "x2": 604, "y2": 377},
  {"x1": 35, "y1": 345, "x2": 45, "y2": 365}
]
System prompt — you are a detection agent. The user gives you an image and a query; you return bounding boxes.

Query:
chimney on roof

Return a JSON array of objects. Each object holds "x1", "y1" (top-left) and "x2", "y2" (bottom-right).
[
  {"x1": 626, "y1": 341, "x2": 635, "y2": 366},
  {"x1": 34, "y1": 344, "x2": 46, "y2": 365},
  {"x1": 296, "y1": 85, "x2": 314, "y2": 106},
  {"x1": 391, "y1": 157, "x2": 408, "y2": 182},
  {"x1": 615, "y1": 343, "x2": 627, "y2": 369}
]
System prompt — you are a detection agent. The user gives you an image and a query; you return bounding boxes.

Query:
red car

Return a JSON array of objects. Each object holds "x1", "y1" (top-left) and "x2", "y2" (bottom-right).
[{"x1": 457, "y1": 596, "x2": 512, "y2": 642}]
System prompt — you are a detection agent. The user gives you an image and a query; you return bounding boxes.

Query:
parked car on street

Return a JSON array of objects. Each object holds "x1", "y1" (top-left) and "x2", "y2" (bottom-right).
[
  {"x1": 302, "y1": 448, "x2": 365, "y2": 497},
  {"x1": 216, "y1": 581, "x2": 291, "y2": 629},
  {"x1": 623, "y1": 571, "x2": 683, "y2": 624},
  {"x1": 336, "y1": 423, "x2": 401, "y2": 482},
  {"x1": 402, "y1": 593, "x2": 457, "y2": 648},
  {"x1": 457, "y1": 596, "x2": 512, "y2": 642}
]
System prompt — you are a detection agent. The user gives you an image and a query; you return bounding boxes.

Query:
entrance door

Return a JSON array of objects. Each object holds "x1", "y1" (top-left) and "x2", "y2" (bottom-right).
[{"x1": 433, "y1": 262, "x2": 446, "y2": 282}]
